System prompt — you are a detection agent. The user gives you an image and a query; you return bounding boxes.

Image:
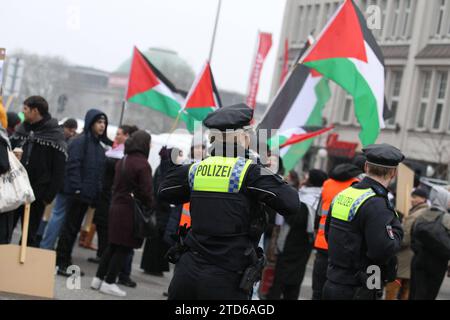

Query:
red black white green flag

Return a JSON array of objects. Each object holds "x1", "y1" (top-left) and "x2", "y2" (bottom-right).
[
  {"x1": 301, "y1": 0, "x2": 386, "y2": 146},
  {"x1": 182, "y1": 61, "x2": 222, "y2": 128},
  {"x1": 126, "y1": 47, "x2": 192, "y2": 128}
]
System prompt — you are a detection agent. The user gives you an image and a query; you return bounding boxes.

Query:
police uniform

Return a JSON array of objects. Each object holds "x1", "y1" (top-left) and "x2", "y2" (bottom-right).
[
  {"x1": 158, "y1": 104, "x2": 300, "y2": 300},
  {"x1": 322, "y1": 144, "x2": 405, "y2": 300}
]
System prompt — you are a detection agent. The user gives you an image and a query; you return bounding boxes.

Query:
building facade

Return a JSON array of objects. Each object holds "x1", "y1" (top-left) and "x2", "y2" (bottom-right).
[{"x1": 271, "y1": 0, "x2": 450, "y2": 179}]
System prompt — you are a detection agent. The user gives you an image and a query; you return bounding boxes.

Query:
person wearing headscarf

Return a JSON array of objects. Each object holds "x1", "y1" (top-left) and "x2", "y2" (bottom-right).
[
  {"x1": 410, "y1": 186, "x2": 450, "y2": 300},
  {"x1": 140, "y1": 146, "x2": 181, "y2": 276},
  {"x1": 91, "y1": 130, "x2": 153, "y2": 297},
  {"x1": 385, "y1": 188, "x2": 429, "y2": 300}
]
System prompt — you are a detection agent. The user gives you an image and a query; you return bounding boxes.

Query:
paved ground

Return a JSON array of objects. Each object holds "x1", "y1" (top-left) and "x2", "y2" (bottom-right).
[{"x1": 1, "y1": 230, "x2": 450, "y2": 300}]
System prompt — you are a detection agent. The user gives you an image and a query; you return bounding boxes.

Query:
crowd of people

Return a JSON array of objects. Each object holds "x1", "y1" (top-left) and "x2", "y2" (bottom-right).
[{"x1": 0, "y1": 96, "x2": 449, "y2": 300}]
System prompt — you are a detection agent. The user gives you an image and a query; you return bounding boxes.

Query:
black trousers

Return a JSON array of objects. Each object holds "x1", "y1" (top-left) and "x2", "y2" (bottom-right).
[
  {"x1": 13, "y1": 200, "x2": 46, "y2": 247},
  {"x1": 410, "y1": 252, "x2": 448, "y2": 300},
  {"x1": 267, "y1": 243, "x2": 313, "y2": 300},
  {"x1": 168, "y1": 251, "x2": 248, "y2": 300},
  {"x1": 96, "y1": 222, "x2": 109, "y2": 259},
  {"x1": 96, "y1": 243, "x2": 133, "y2": 284},
  {"x1": 56, "y1": 196, "x2": 89, "y2": 267},
  {"x1": 312, "y1": 250, "x2": 328, "y2": 300},
  {"x1": 0, "y1": 211, "x2": 15, "y2": 244},
  {"x1": 322, "y1": 280, "x2": 357, "y2": 300}
]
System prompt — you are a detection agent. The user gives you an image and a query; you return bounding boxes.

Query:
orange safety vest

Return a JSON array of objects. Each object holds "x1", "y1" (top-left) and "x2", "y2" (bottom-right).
[
  {"x1": 314, "y1": 177, "x2": 359, "y2": 250},
  {"x1": 179, "y1": 202, "x2": 191, "y2": 228}
]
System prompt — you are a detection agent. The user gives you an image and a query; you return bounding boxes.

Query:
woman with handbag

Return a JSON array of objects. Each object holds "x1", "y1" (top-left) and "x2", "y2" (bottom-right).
[{"x1": 91, "y1": 130, "x2": 153, "y2": 297}]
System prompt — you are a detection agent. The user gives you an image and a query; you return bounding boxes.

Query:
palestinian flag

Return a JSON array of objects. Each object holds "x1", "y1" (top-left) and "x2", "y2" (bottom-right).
[
  {"x1": 126, "y1": 47, "x2": 192, "y2": 127},
  {"x1": 301, "y1": 0, "x2": 385, "y2": 146},
  {"x1": 259, "y1": 51, "x2": 331, "y2": 171},
  {"x1": 182, "y1": 61, "x2": 222, "y2": 127},
  {"x1": 279, "y1": 126, "x2": 334, "y2": 148}
]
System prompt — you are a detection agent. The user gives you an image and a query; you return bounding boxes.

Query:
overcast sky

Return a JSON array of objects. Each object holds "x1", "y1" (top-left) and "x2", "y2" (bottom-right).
[{"x1": 1, "y1": 0, "x2": 286, "y2": 103}]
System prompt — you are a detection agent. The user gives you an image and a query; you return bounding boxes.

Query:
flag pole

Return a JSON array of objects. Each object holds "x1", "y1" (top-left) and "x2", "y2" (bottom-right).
[
  {"x1": 168, "y1": 0, "x2": 221, "y2": 134},
  {"x1": 119, "y1": 100, "x2": 126, "y2": 127},
  {"x1": 208, "y1": 0, "x2": 222, "y2": 63}
]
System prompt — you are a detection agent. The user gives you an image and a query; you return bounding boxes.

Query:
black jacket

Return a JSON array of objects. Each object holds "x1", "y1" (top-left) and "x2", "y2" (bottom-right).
[
  {"x1": 275, "y1": 202, "x2": 312, "y2": 285},
  {"x1": 10, "y1": 114, "x2": 66, "y2": 203},
  {"x1": 325, "y1": 176, "x2": 403, "y2": 286},
  {"x1": 158, "y1": 145, "x2": 300, "y2": 272},
  {"x1": 93, "y1": 156, "x2": 118, "y2": 226},
  {"x1": 63, "y1": 109, "x2": 108, "y2": 205}
]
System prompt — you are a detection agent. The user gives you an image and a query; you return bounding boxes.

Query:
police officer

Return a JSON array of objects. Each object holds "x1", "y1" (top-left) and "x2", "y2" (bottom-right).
[
  {"x1": 158, "y1": 103, "x2": 300, "y2": 300},
  {"x1": 323, "y1": 143, "x2": 405, "y2": 300}
]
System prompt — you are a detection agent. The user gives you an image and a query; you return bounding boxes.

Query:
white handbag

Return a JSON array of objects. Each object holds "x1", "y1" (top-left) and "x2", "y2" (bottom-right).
[{"x1": 0, "y1": 150, "x2": 35, "y2": 213}]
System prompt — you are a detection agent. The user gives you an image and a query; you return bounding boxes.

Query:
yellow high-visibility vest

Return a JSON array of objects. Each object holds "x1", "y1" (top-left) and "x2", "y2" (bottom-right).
[
  {"x1": 331, "y1": 187, "x2": 376, "y2": 222},
  {"x1": 189, "y1": 156, "x2": 252, "y2": 193}
]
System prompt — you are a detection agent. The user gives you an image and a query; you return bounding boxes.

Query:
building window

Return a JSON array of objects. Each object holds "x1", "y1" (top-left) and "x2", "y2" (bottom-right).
[
  {"x1": 293, "y1": 6, "x2": 304, "y2": 43},
  {"x1": 433, "y1": 0, "x2": 449, "y2": 38},
  {"x1": 342, "y1": 96, "x2": 353, "y2": 124},
  {"x1": 386, "y1": 70, "x2": 403, "y2": 127},
  {"x1": 400, "y1": 0, "x2": 413, "y2": 38},
  {"x1": 390, "y1": 0, "x2": 401, "y2": 38},
  {"x1": 432, "y1": 71, "x2": 448, "y2": 130},
  {"x1": 416, "y1": 71, "x2": 432, "y2": 129}
]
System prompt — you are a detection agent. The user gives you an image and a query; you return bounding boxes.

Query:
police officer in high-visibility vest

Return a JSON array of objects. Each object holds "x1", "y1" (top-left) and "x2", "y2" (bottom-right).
[
  {"x1": 312, "y1": 163, "x2": 362, "y2": 300},
  {"x1": 323, "y1": 144, "x2": 404, "y2": 300},
  {"x1": 158, "y1": 103, "x2": 300, "y2": 300}
]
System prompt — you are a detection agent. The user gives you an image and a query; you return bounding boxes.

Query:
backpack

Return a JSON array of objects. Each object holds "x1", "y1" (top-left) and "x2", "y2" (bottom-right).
[{"x1": 412, "y1": 211, "x2": 450, "y2": 260}]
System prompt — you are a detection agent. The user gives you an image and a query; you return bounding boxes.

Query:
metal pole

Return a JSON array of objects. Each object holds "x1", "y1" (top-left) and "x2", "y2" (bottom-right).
[
  {"x1": 119, "y1": 100, "x2": 126, "y2": 127},
  {"x1": 208, "y1": 0, "x2": 222, "y2": 63}
]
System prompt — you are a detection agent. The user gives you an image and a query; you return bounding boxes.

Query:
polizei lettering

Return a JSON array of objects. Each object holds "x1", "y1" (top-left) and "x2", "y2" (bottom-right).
[
  {"x1": 196, "y1": 164, "x2": 232, "y2": 178},
  {"x1": 175, "y1": 304, "x2": 209, "y2": 318}
]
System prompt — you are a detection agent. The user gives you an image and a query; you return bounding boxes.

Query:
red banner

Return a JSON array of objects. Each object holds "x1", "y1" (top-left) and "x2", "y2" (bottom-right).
[
  {"x1": 246, "y1": 32, "x2": 272, "y2": 109},
  {"x1": 279, "y1": 39, "x2": 289, "y2": 85}
]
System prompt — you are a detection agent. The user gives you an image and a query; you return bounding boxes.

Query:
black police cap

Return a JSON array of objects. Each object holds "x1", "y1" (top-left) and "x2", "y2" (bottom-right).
[
  {"x1": 203, "y1": 103, "x2": 253, "y2": 131},
  {"x1": 362, "y1": 143, "x2": 405, "y2": 167}
]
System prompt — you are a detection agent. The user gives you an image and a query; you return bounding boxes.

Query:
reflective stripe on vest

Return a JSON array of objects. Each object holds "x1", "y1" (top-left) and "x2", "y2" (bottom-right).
[
  {"x1": 331, "y1": 187, "x2": 376, "y2": 222},
  {"x1": 314, "y1": 178, "x2": 360, "y2": 251},
  {"x1": 188, "y1": 156, "x2": 252, "y2": 193},
  {"x1": 179, "y1": 202, "x2": 191, "y2": 228}
]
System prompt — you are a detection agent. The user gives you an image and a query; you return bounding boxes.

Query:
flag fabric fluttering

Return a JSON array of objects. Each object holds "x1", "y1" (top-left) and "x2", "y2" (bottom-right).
[
  {"x1": 182, "y1": 61, "x2": 222, "y2": 130},
  {"x1": 278, "y1": 126, "x2": 334, "y2": 149},
  {"x1": 246, "y1": 32, "x2": 272, "y2": 110},
  {"x1": 126, "y1": 46, "x2": 193, "y2": 129},
  {"x1": 259, "y1": 37, "x2": 331, "y2": 172},
  {"x1": 301, "y1": 0, "x2": 386, "y2": 146}
]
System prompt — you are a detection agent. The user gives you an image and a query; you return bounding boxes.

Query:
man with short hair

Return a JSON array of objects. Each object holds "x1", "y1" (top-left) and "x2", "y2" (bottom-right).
[
  {"x1": 62, "y1": 118, "x2": 78, "y2": 140},
  {"x1": 323, "y1": 143, "x2": 404, "y2": 300},
  {"x1": 10, "y1": 96, "x2": 67, "y2": 247},
  {"x1": 39, "y1": 119, "x2": 79, "y2": 249},
  {"x1": 55, "y1": 109, "x2": 108, "y2": 276}
]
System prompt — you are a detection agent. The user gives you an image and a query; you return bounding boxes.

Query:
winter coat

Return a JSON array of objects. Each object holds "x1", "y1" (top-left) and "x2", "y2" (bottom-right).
[
  {"x1": 396, "y1": 202, "x2": 429, "y2": 279},
  {"x1": 63, "y1": 109, "x2": 108, "y2": 205},
  {"x1": 10, "y1": 114, "x2": 66, "y2": 203},
  {"x1": 273, "y1": 201, "x2": 312, "y2": 285},
  {"x1": 108, "y1": 152, "x2": 153, "y2": 249}
]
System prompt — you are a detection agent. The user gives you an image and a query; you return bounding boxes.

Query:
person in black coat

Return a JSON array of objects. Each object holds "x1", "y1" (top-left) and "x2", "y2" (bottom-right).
[
  {"x1": 10, "y1": 96, "x2": 67, "y2": 247},
  {"x1": 56, "y1": 109, "x2": 108, "y2": 276},
  {"x1": 140, "y1": 147, "x2": 180, "y2": 276},
  {"x1": 267, "y1": 169, "x2": 328, "y2": 300}
]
